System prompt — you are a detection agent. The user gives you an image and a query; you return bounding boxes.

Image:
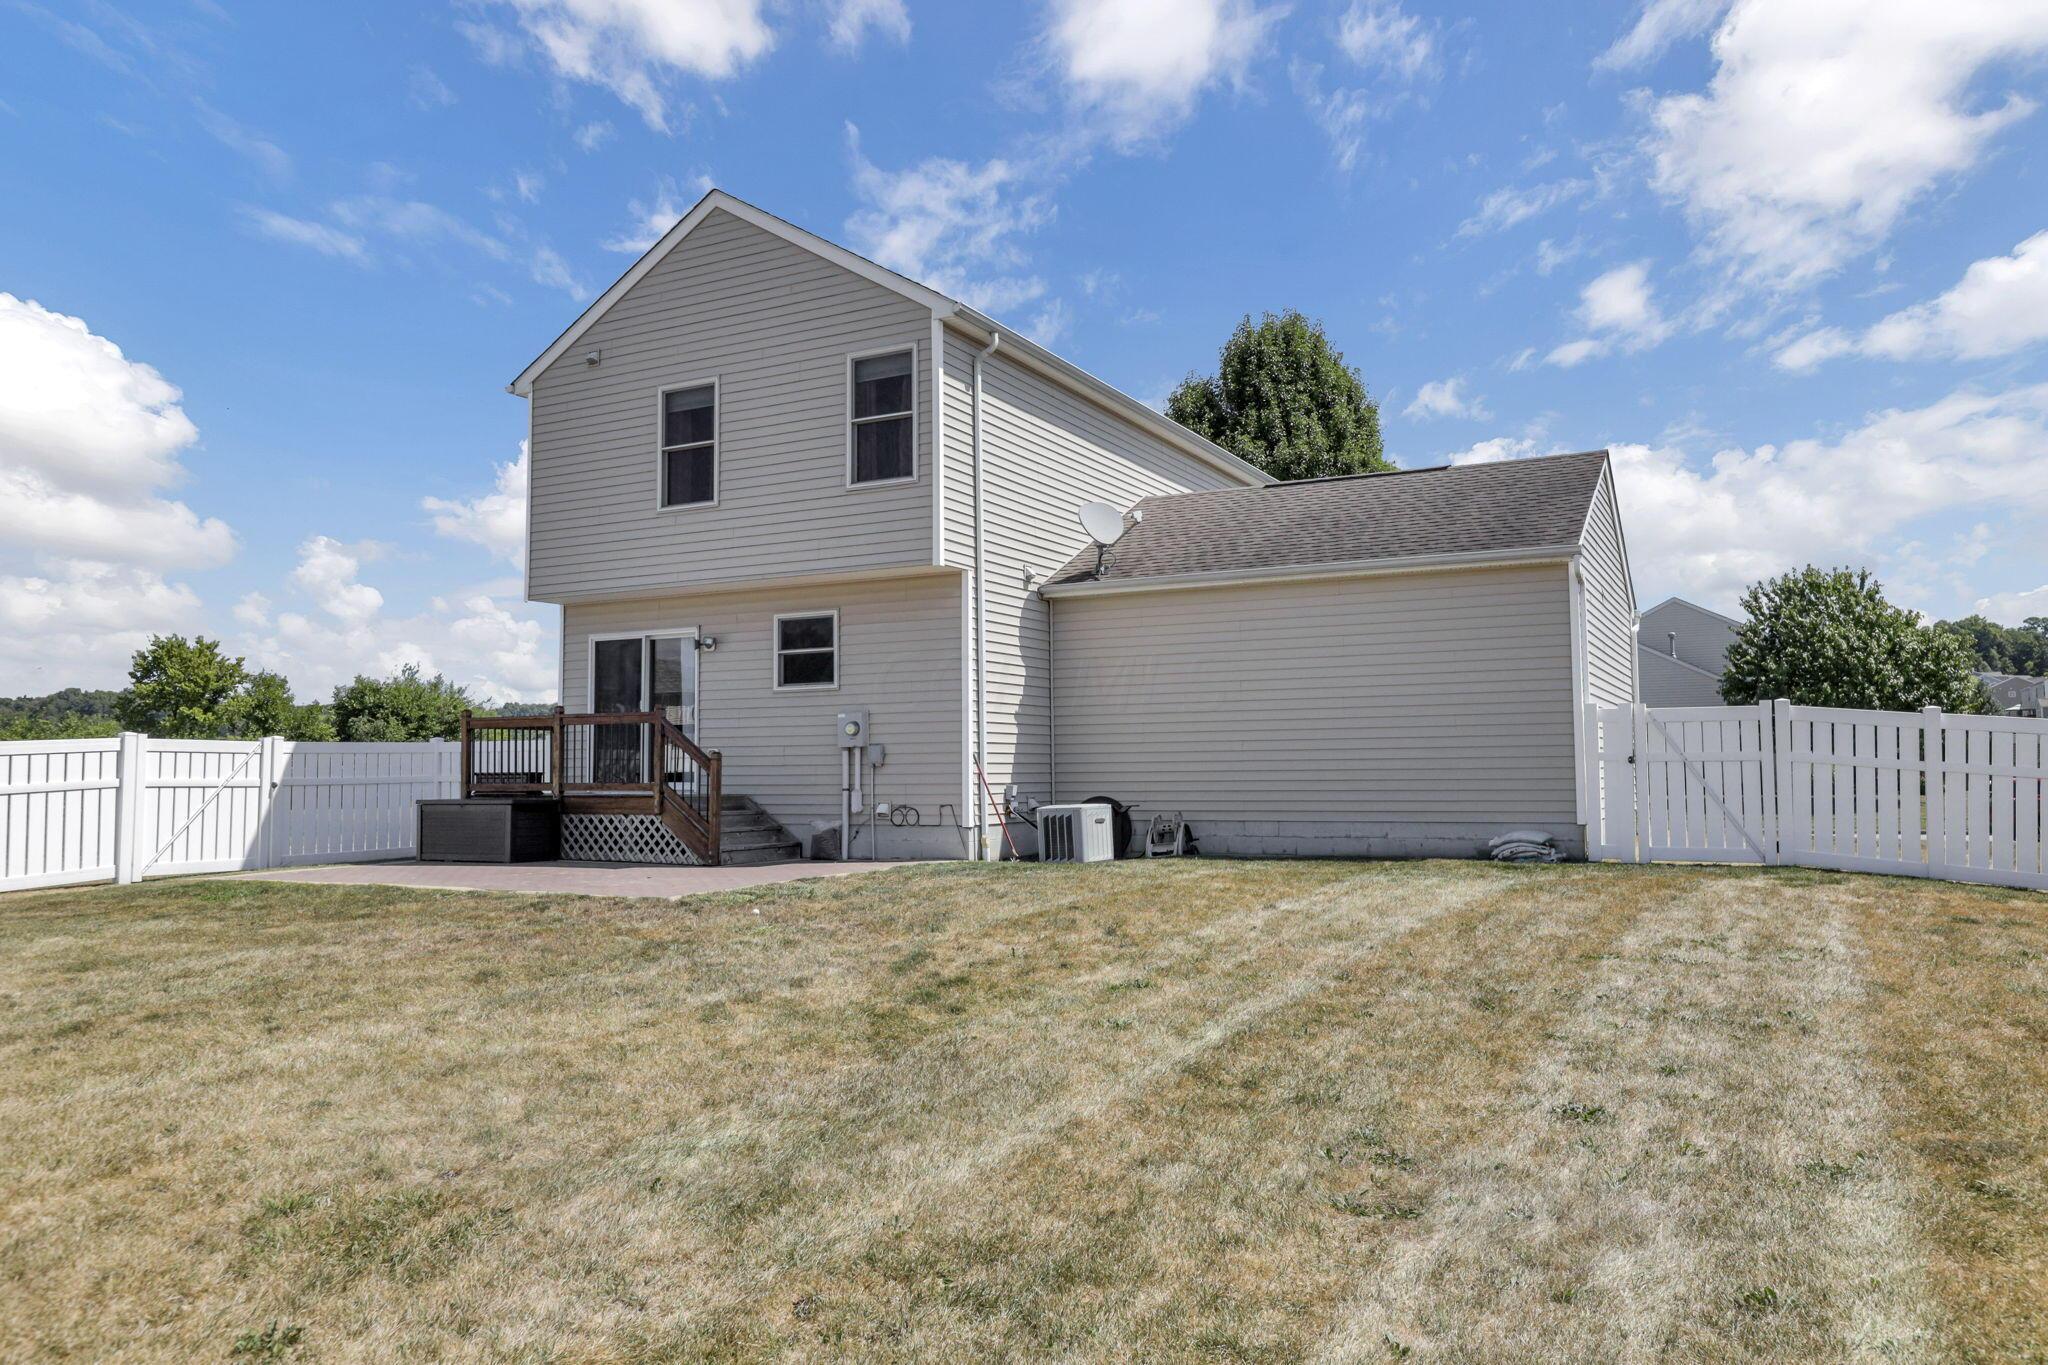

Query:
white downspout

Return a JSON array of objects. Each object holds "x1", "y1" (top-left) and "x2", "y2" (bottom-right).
[{"x1": 971, "y1": 331, "x2": 1000, "y2": 860}]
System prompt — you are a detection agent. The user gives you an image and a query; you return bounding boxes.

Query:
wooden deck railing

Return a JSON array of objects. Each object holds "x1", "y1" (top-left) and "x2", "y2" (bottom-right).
[{"x1": 458, "y1": 708, "x2": 722, "y2": 863}]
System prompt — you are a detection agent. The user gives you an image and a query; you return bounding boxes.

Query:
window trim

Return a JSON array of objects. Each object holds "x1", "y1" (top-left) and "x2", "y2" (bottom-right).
[
  {"x1": 845, "y1": 344, "x2": 918, "y2": 490},
  {"x1": 654, "y1": 376, "x2": 720, "y2": 512},
  {"x1": 771, "y1": 609, "x2": 840, "y2": 692}
]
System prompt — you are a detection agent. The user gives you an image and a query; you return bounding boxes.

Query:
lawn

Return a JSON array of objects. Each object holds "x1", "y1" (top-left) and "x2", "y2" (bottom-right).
[{"x1": 2, "y1": 861, "x2": 2043, "y2": 1362}]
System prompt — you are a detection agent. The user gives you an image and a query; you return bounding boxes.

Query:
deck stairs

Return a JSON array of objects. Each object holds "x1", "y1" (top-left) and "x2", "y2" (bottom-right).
[{"x1": 718, "y1": 795, "x2": 804, "y2": 866}]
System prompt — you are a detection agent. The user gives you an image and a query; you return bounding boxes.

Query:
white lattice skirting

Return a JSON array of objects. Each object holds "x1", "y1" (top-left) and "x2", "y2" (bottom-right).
[{"x1": 560, "y1": 813, "x2": 701, "y2": 865}]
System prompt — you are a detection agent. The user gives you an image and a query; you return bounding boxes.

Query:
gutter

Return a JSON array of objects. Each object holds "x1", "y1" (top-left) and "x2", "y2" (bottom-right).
[{"x1": 1038, "y1": 544, "x2": 1584, "y2": 599}]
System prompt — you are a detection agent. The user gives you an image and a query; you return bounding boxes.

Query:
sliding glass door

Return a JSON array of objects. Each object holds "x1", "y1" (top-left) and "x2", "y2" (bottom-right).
[{"x1": 588, "y1": 632, "x2": 698, "y2": 786}]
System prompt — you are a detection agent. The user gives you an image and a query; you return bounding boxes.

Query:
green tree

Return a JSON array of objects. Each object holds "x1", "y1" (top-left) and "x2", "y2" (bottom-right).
[
  {"x1": 1721, "y1": 567, "x2": 1992, "y2": 713},
  {"x1": 330, "y1": 665, "x2": 476, "y2": 741},
  {"x1": 116, "y1": 635, "x2": 249, "y2": 737},
  {"x1": 1932, "y1": 614, "x2": 2048, "y2": 676},
  {"x1": 220, "y1": 671, "x2": 335, "y2": 741},
  {"x1": 1167, "y1": 311, "x2": 1389, "y2": 480}
]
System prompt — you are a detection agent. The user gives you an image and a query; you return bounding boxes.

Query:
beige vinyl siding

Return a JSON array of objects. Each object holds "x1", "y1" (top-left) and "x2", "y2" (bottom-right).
[
  {"x1": 941, "y1": 339, "x2": 1249, "y2": 809},
  {"x1": 1638, "y1": 648, "x2": 1728, "y2": 706},
  {"x1": 1640, "y1": 598, "x2": 1738, "y2": 677},
  {"x1": 529, "y1": 208, "x2": 933, "y2": 603},
  {"x1": 1579, "y1": 466, "x2": 1637, "y2": 709},
  {"x1": 561, "y1": 573, "x2": 964, "y2": 837},
  {"x1": 1050, "y1": 565, "x2": 1579, "y2": 824}
]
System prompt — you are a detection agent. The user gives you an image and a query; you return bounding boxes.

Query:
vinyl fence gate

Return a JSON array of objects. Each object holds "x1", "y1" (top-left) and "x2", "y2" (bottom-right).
[
  {"x1": 0, "y1": 735, "x2": 460, "y2": 892},
  {"x1": 1587, "y1": 700, "x2": 2048, "y2": 891}
]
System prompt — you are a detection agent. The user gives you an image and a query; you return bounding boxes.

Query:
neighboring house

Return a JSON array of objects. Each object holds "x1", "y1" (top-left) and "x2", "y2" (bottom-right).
[
  {"x1": 1637, "y1": 596, "x2": 1738, "y2": 706},
  {"x1": 1978, "y1": 672, "x2": 2048, "y2": 717},
  {"x1": 510, "y1": 189, "x2": 1636, "y2": 861}
]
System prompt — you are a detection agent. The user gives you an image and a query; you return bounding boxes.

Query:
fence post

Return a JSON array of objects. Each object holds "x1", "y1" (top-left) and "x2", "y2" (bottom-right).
[
  {"x1": 1772, "y1": 699, "x2": 1794, "y2": 861},
  {"x1": 1630, "y1": 702, "x2": 1650, "y2": 863},
  {"x1": 112, "y1": 731, "x2": 144, "y2": 884},
  {"x1": 1757, "y1": 699, "x2": 1780, "y2": 864},
  {"x1": 550, "y1": 705, "x2": 566, "y2": 800},
  {"x1": 1921, "y1": 705, "x2": 1946, "y2": 877},
  {"x1": 458, "y1": 711, "x2": 474, "y2": 799}
]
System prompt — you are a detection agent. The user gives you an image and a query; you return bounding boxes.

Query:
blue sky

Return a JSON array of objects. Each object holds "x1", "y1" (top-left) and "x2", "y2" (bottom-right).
[{"x1": 4, "y1": 0, "x2": 2046, "y2": 700}]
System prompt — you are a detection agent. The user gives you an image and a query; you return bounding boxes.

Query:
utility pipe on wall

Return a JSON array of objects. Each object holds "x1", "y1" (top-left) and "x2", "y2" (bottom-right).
[{"x1": 970, "y1": 330, "x2": 1001, "y2": 860}]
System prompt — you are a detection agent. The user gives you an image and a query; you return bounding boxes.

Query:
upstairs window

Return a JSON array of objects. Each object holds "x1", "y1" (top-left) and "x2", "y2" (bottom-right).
[
  {"x1": 849, "y1": 349, "x2": 915, "y2": 485},
  {"x1": 774, "y1": 611, "x2": 838, "y2": 689},
  {"x1": 660, "y1": 381, "x2": 717, "y2": 507}
]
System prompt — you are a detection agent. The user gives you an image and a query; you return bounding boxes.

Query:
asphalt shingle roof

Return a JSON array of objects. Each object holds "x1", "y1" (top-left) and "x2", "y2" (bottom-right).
[{"x1": 1046, "y1": 449, "x2": 1611, "y2": 587}]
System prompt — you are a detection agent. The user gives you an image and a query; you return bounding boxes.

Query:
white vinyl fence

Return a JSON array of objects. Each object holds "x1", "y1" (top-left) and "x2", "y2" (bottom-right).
[
  {"x1": 1588, "y1": 700, "x2": 2048, "y2": 891},
  {"x1": 1, "y1": 734, "x2": 458, "y2": 892}
]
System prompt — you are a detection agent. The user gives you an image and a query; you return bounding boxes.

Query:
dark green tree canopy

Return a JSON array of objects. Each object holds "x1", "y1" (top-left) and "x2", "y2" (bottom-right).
[
  {"x1": 1167, "y1": 311, "x2": 1389, "y2": 481},
  {"x1": 116, "y1": 635, "x2": 250, "y2": 737},
  {"x1": 1720, "y1": 567, "x2": 1991, "y2": 713},
  {"x1": 1932, "y1": 614, "x2": 2048, "y2": 676},
  {"x1": 113, "y1": 636, "x2": 335, "y2": 738},
  {"x1": 330, "y1": 664, "x2": 477, "y2": 742}
]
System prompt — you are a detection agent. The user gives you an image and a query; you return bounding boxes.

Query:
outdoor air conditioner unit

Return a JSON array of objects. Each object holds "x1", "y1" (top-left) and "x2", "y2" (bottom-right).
[{"x1": 1037, "y1": 802, "x2": 1115, "y2": 863}]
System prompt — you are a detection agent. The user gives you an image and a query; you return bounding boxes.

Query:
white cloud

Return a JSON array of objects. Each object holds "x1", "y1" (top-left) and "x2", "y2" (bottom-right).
[
  {"x1": 1445, "y1": 435, "x2": 1540, "y2": 465},
  {"x1": 1643, "y1": 0, "x2": 2048, "y2": 287},
  {"x1": 827, "y1": 0, "x2": 910, "y2": 51},
  {"x1": 239, "y1": 207, "x2": 368, "y2": 263},
  {"x1": 194, "y1": 102, "x2": 292, "y2": 180},
  {"x1": 573, "y1": 120, "x2": 615, "y2": 152},
  {"x1": 1457, "y1": 179, "x2": 1588, "y2": 238},
  {"x1": 1974, "y1": 584, "x2": 2048, "y2": 625},
  {"x1": 1545, "y1": 261, "x2": 1673, "y2": 366},
  {"x1": 291, "y1": 536, "x2": 385, "y2": 624},
  {"x1": 528, "y1": 244, "x2": 587, "y2": 299},
  {"x1": 1775, "y1": 230, "x2": 2048, "y2": 370},
  {"x1": 0, "y1": 293, "x2": 234, "y2": 568},
  {"x1": 1534, "y1": 236, "x2": 1583, "y2": 276},
  {"x1": 476, "y1": 0, "x2": 775, "y2": 131},
  {"x1": 1596, "y1": 0, "x2": 1729, "y2": 70},
  {"x1": 329, "y1": 196, "x2": 511, "y2": 260},
  {"x1": 1028, "y1": 299, "x2": 1072, "y2": 348},
  {"x1": 603, "y1": 176, "x2": 712, "y2": 254},
  {"x1": 1046, "y1": 0, "x2": 1284, "y2": 149},
  {"x1": 845, "y1": 126, "x2": 1056, "y2": 316},
  {"x1": 1337, "y1": 0, "x2": 1436, "y2": 81},
  {"x1": 0, "y1": 561, "x2": 204, "y2": 694},
  {"x1": 1291, "y1": 61, "x2": 1376, "y2": 173},
  {"x1": 513, "y1": 169, "x2": 545, "y2": 204},
  {"x1": 423, "y1": 445, "x2": 528, "y2": 567},
  {"x1": 234, "y1": 591, "x2": 272, "y2": 628},
  {"x1": 1404, "y1": 377, "x2": 1490, "y2": 421},
  {"x1": 409, "y1": 65, "x2": 458, "y2": 109},
  {"x1": 1605, "y1": 382, "x2": 2048, "y2": 611}
]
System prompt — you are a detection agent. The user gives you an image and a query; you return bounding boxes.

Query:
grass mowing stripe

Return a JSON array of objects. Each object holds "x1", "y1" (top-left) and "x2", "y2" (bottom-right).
[
  {"x1": 690, "y1": 867, "x2": 1653, "y2": 1361},
  {"x1": 1311, "y1": 869, "x2": 1937, "y2": 1364},
  {"x1": 1846, "y1": 875, "x2": 2048, "y2": 1363}
]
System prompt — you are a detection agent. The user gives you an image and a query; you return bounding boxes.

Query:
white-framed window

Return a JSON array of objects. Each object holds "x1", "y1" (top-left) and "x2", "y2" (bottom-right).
[
  {"x1": 847, "y1": 346, "x2": 916, "y2": 486},
  {"x1": 772, "y1": 610, "x2": 838, "y2": 690},
  {"x1": 658, "y1": 378, "x2": 717, "y2": 508}
]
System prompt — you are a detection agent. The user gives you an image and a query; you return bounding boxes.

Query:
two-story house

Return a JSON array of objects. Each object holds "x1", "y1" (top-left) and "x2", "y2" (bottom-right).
[{"x1": 505, "y1": 189, "x2": 1636, "y2": 864}]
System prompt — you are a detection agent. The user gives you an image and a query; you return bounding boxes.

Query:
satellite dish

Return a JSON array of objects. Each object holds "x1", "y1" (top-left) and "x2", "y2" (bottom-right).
[{"x1": 1077, "y1": 501, "x2": 1127, "y2": 546}]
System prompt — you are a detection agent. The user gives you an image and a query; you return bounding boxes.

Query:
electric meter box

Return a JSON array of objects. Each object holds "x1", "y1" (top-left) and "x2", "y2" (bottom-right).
[{"x1": 836, "y1": 709, "x2": 869, "y2": 748}]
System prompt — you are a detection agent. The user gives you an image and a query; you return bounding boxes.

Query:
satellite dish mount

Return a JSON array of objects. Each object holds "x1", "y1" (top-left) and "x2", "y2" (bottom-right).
[{"x1": 1076, "y1": 501, "x2": 1131, "y2": 578}]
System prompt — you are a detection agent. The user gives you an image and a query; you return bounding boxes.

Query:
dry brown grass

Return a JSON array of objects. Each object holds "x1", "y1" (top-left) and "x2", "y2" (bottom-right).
[{"x1": 0, "y1": 860, "x2": 2042, "y2": 1362}]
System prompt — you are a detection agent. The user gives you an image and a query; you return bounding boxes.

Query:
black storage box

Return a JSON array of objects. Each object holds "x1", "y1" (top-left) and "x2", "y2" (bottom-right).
[{"x1": 418, "y1": 798, "x2": 561, "y2": 863}]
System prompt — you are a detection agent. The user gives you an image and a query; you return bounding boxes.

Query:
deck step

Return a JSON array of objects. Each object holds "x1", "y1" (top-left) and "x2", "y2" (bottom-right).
[{"x1": 713, "y1": 795, "x2": 803, "y2": 867}]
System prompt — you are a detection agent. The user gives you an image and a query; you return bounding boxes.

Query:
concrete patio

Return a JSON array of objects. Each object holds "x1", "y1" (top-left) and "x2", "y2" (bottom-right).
[{"x1": 233, "y1": 858, "x2": 921, "y2": 899}]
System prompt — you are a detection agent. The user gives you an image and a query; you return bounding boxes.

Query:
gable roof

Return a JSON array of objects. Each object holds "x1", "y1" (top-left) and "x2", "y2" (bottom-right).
[
  {"x1": 1041, "y1": 449, "x2": 1611, "y2": 594},
  {"x1": 508, "y1": 188, "x2": 1268, "y2": 487},
  {"x1": 1639, "y1": 595, "x2": 1743, "y2": 630}
]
